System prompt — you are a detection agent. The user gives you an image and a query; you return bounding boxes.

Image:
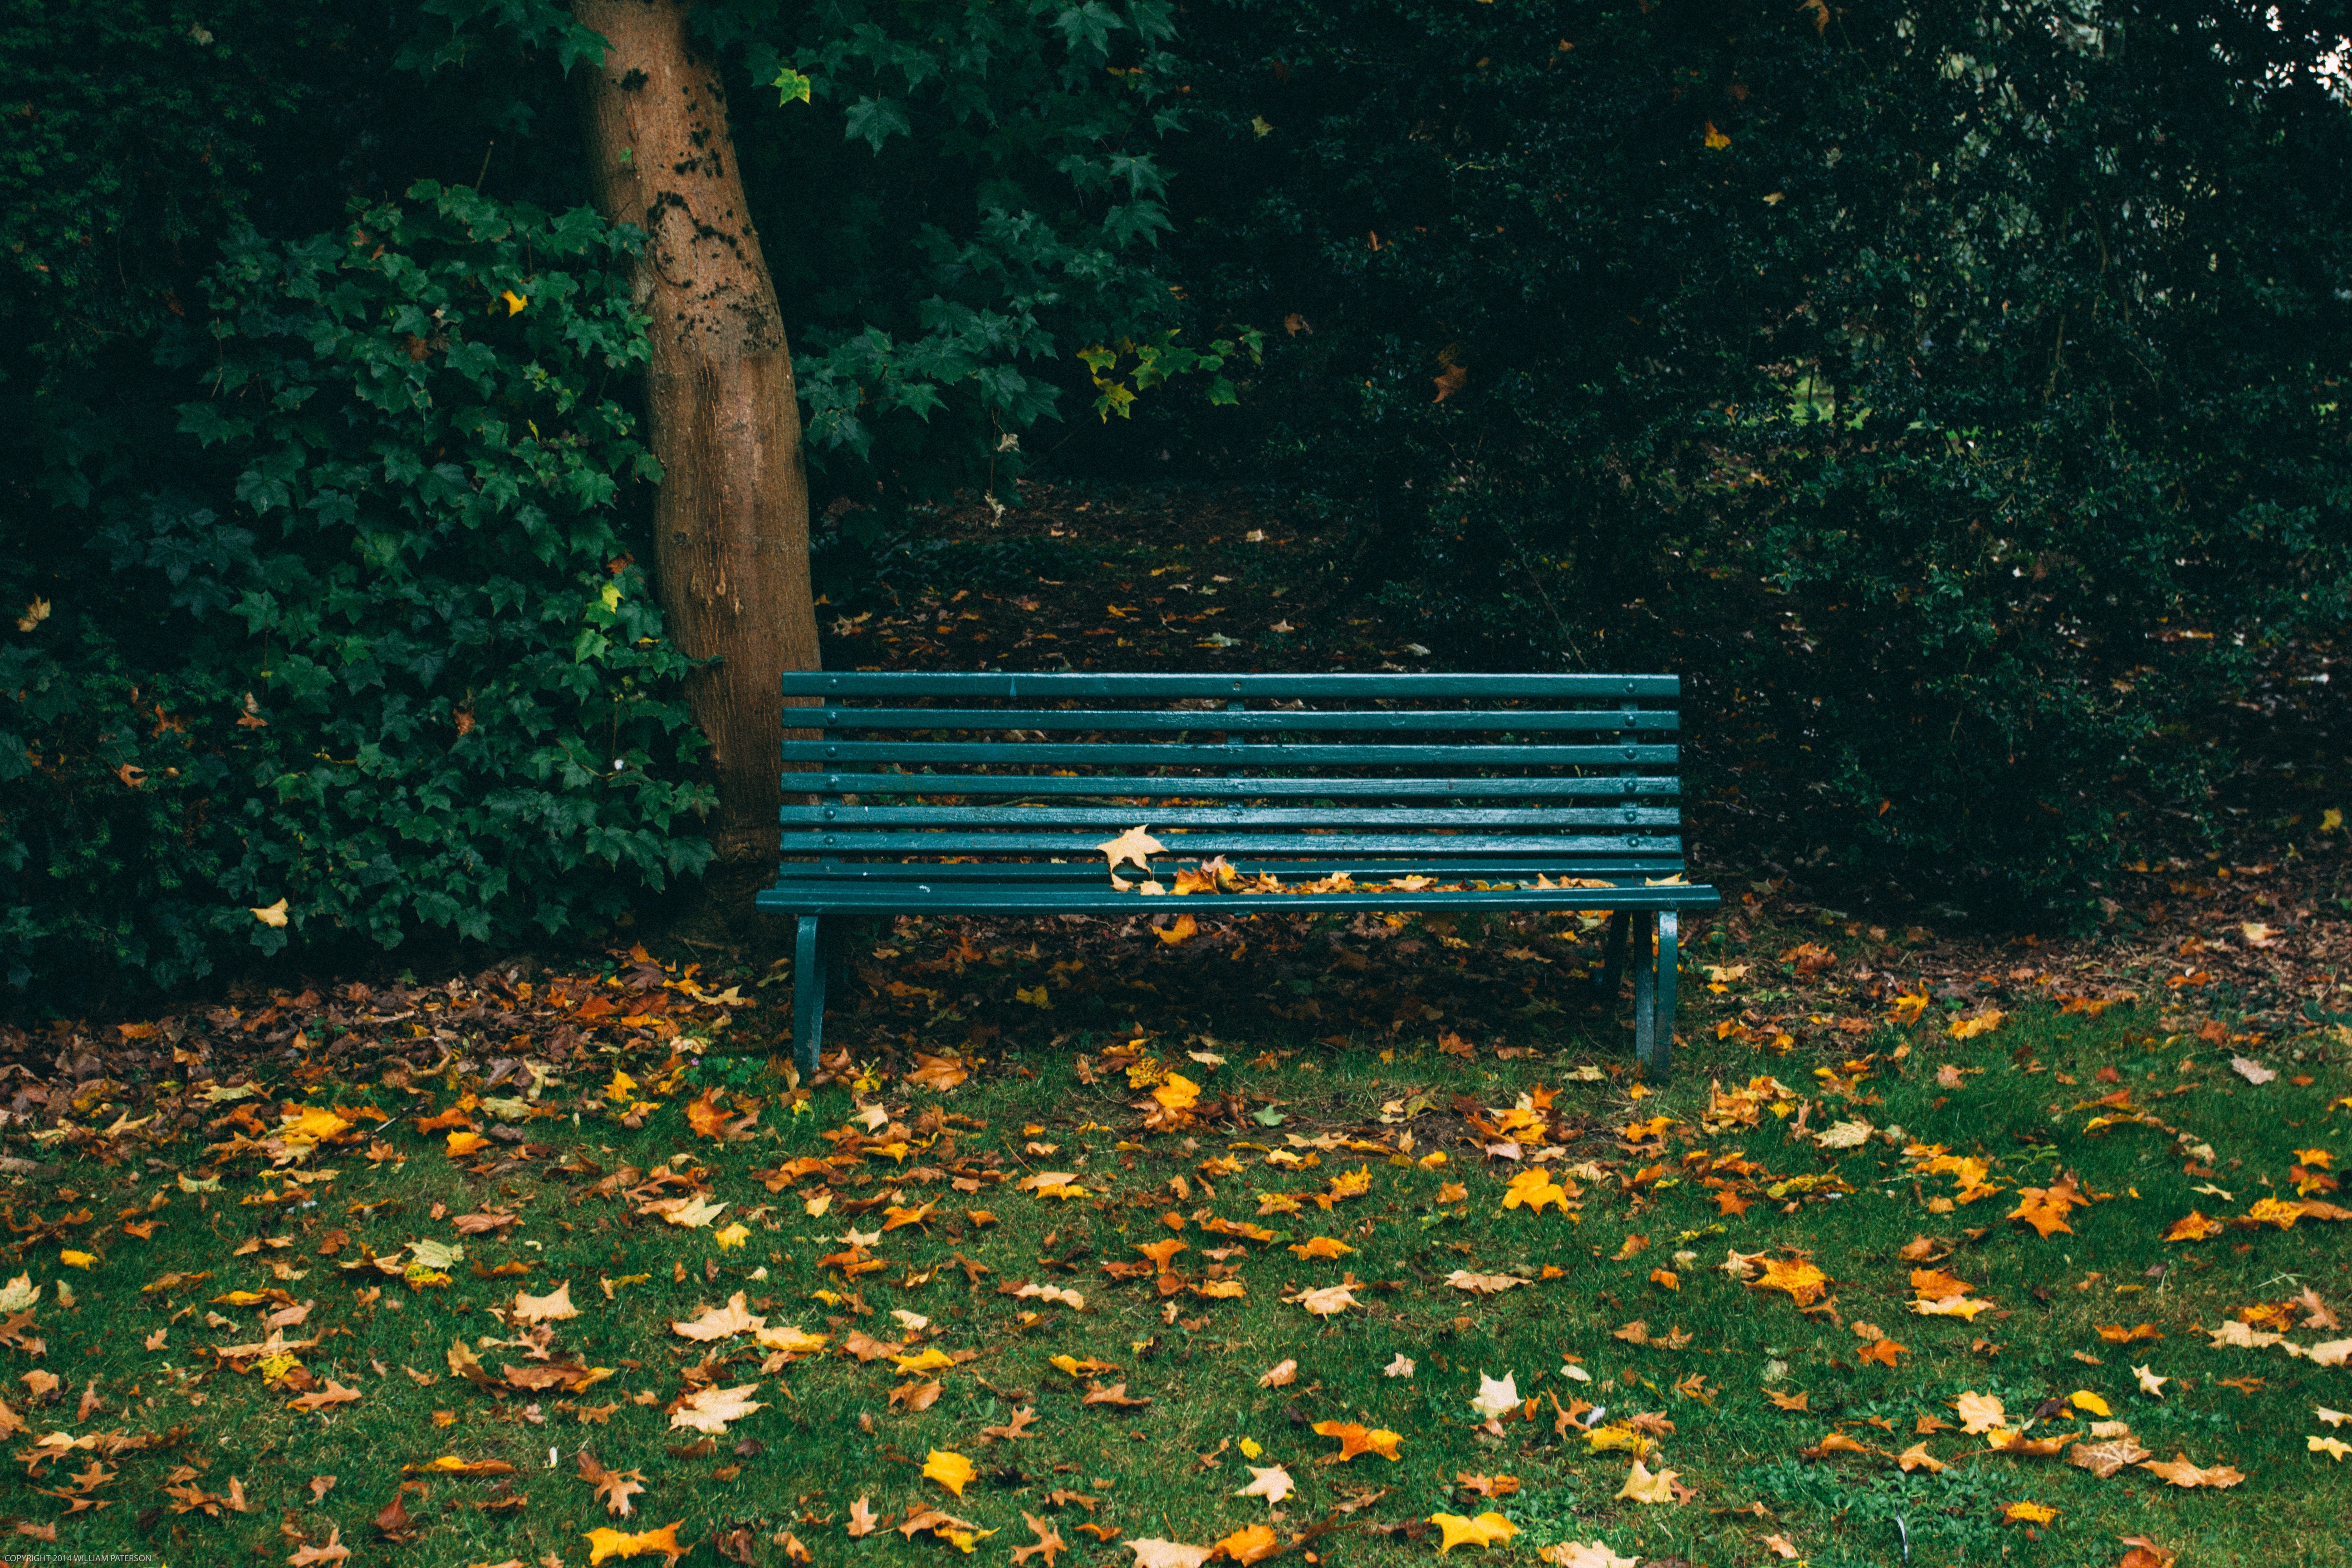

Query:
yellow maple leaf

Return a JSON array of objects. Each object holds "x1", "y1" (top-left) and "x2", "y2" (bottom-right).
[
  {"x1": 250, "y1": 898, "x2": 289, "y2": 928},
  {"x1": 1311, "y1": 1420, "x2": 1402, "y2": 1461},
  {"x1": 1613, "y1": 1459, "x2": 1679, "y2": 1503},
  {"x1": 1429, "y1": 1514, "x2": 1519, "y2": 1553},
  {"x1": 1097, "y1": 825, "x2": 1165, "y2": 874},
  {"x1": 2001, "y1": 1502, "x2": 2058, "y2": 1525},
  {"x1": 58, "y1": 1250, "x2": 95, "y2": 1270},
  {"x1": 583, "y1": 1521, "x2": 685, "y2": 1564},
  {"x1": 1750, "y1": 1257, "x2": 1828, "y2": 1307},
  {"x1": 714, "y1": 1222, "x2": 751, "y2": 1250},
  {"x1": 924, "y1": 1449, "x2": 978, "y2": 1497},
  {"x1": 1288, "y1": 1236, "x2": 1355, "y2": 1260},
  {"x1": 1702, "y1": 122, "x2": 1731, "y2": 150}
]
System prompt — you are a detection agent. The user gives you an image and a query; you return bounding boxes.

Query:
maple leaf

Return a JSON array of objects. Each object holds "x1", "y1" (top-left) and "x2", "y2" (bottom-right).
[
  {"x1": 1049, "y1": 1354, "x2": 1120, "y2": 1377},
  {"x1": 2070, "y1": 1390, "x2": 2112, "y2": 1417},
  {"x1": 1200, "y1": 1526, "x2": 1273, "y2": 1568},
  {"x1": 1502, "y1": 1170, "x2": 1568, "y2": 1213},
  {"x1": 673, "y1": 1291, "x2": 764, "y2": 1342},
  {"x1": 1127, "y1": 1542, "x2": 1214, "y2": 1568},
  {"x1": 1455, "y1": 1472, "x2": 1521, "y2": 1497},
  {"x1": 909, "y1": 1054, "x2": 970, "y2": 1093},
  {"x1": 2096, "y1": 1323, "x2": 2162, "y2": 1343},
  {"x1": 1613, "y1": 1459, "x2": 1679, "y2": 1503},
  {"x1": 2007, "y1": 1187, "x2": 2076, "y2": 1239},
  {"x1": 2139, "y1": 1452, "x2": 2245, "y2": 1489},
  {"x1": 2133, "y1": 1365, "x2": 2170, "y2": 1398},
  {"x1": 1766, "y1": 1390, "x2": 1810, "y2": 1411},
  {"x1": 1468, "y1": 1371, "x2": 1520, "y2": 1420},
  {"x1": 579, "y1": 1450, "x2": 647, "y2": 1517},
  {"x1": 1097, "y1": 826, "x2": 1165, "y2": 874},
  {"x1": 1855, "y1": 1339, "x2": 1903, "y2": 1368},
  {"x1": 1235, "y1": 1465, "x2": 1294, "y2": 1506},
  {"x1": 1312, "y1": 1420, "x2": 1403, "y2": 1462},
  {"x1": 511, "y1": 1282, "x2": 578, "y2": 1324},
  {"x1": 924, "y1": 1449, "x2": 979, "y2": 1498},
  {"x1": 1911, "y1": 1294, "x2": 1997, "y2": 1320},
  {"x1": 1429, "y1": 1513, "x2": 1518, "y2": 1553},
  {"x1": 1286, "y1": 1284, "x2": 1357, "y2": 1316},
  {"x1": 669, "y1": 1383, "x2": 767, "y2": 1436},
  {"x1": 2001, "y1": 1502, "x2": 2058, "y2": 1526},
  {"x1": 2164, "y1": 1210, "x2": 2224, "y2": 1242},
  {"x1": 1288, "y1": 1236, "x2": 1354, "y2": 1259},
  {"x1": 1384, "y1": 1354, "x2": 1416, "y2": 1378},
  {"x1": 980, "y1": 1407, "x2": 1039, "y2": 1441},
  {"x1": 1257, "y1": 1359, "x2": 1299, "y2": 1387},
  {"x1": 1082, "y1": 1381, "x2": 1151, "y2": 1408},
  {"x1": 583, "y1": 1521, "x2": 688, "y2": 1565},
  {"x1": 2068, "y1": 1438, "x2": 2152, "y2": 1478},
  {"x1": 1446, "y1": 1269, "x2": 1531, "y2": 1295},
  {"x1": 287, "y1": 1380, "x2": 361, "y2": 1412},
  {"x1": 1539, "y1": 1544, "x2": 1637, "y2": 1568},
  {"x1": 848, "y1": 1496, "x2": 884, "y2": 1538},
  {"x1": 1750, "y1": 1257, "x2": 1828, "y2": 1307},
  {"x1": 1954, "y1": 1392, "x2": 2007, "y2": 1434},
  {"x1": 683, "y1": 1091, "x2": 730, "y2": 1139},
  {"x1": 1014, "y1": 1512, "x2": 1069, "y2": 1566},
  {"x1": 286, "y1": 1526, "x2": 352, "y2": 1566},
  {"x1": 1895, "y1": 1442, "x2": 1944, "y2": 1473},
  {"x1": 2311, "y1": 1436, "x2": 2352, "y2": 1461}
]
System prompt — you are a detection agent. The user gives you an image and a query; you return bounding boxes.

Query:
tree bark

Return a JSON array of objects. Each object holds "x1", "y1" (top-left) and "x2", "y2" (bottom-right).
[{"x1": 573, "y1": 0, "x2": 816, "y2": 901}]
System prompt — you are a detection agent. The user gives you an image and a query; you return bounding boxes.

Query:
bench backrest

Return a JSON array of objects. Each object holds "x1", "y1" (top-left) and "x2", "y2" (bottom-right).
[{"x1": 775, "y1": 672, "x2": 1686, "y2": 882}]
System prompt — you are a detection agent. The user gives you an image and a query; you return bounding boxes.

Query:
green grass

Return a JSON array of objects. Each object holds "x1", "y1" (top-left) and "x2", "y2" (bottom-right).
[{"x1": 17, "y1": 921, "x2": 2352, "y2": 1568}]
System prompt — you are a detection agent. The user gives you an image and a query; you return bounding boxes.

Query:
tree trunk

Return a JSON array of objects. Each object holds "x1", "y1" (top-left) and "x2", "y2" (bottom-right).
[{"x1": 573, "y1": 0, "x2": 816, "y2": 914}]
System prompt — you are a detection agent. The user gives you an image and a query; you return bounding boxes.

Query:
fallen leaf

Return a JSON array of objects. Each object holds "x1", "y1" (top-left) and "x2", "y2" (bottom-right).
[
  {"x1": 924, "y1": 1449, "x2": 979, "y2": 1498},
  {"x1": 668, "y1": 1383, "x2": 767, "y2": 1436},
  {"x1": 1014, "y1": 1512, "x2": 1068, "y2": 1566},
  {"x1": 1613, "y1": 1459, "x2": 1679, "y2": 1504},
  {"x1": 583, "y1": 1522, "x2": 687, "y2": 1565},
  {"x1": 2139, "y1": 1452, "x2": 2245, "y2": 1489},
  {"x1": 1235, "y1": 1465, "x2": 1294, "y2": 1506},
  {"x1": 513, "y1": 1283, "x2": 579, "y2": 1324},
  {"x1": 1258, "y1": 1359, "x2": 1298, "y2": 1387},
  {"x1": 1312, "y1": 1420, "x2": 1402, "y2": 1462},
  {"x1": 1428, "y1": 1513, "x2": 1519, "y2": 1553}
]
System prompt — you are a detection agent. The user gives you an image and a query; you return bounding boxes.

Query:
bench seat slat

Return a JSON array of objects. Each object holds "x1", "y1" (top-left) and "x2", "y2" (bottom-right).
[
  {"x1": 787, "y1": 772, "x2": 1682, "y2": 799},
  {"x1": 776, "y1": 858, "x2": 1690, "y2": 882},
  {"x1": 779, "y1": 806, "x2": 1680, "y2": 829},
  {"x1": 787, "y1": 673, "x2": 1679, "y2": 699},
  {"x1": 758, "y1": 883, "x2": 1719, "y2": 915},
  {"x1": 812, "y1": 707, "x2": 1676, "y2": 733},
  {"x1": 784, "y1": 741, "x2": 1679, "y2": 766},
  {"x1": 778, "y1": 831, "x2": 1679, "y2": 856}
]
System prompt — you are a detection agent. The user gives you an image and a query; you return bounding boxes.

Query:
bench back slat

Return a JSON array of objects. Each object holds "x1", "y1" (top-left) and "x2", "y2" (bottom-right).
[
  {"x1": 784, "y1": 740, "x2": 1678, "y2": 767},
  {"x1": 774, "y1": 671, "x2": 1690, "y2": 882},
  {"x1": 786, "y1": 672, "x2": 1676, "y2": 699},
  {"x1": 793, "y1": 772, "x2": 1681, "y2": 799}
]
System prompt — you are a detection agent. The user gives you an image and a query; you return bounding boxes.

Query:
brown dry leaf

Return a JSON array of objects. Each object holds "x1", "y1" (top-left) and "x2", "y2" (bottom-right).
[
  {"x1": 1765, "y1": 1390, "x2": 1810, "y2": 1411},
  {"x1": 848, "y1": 1496, "x2": 884, "y2": 1538},
  {"x1": 1954, "y1": 1392, "x2": 2007, "y2": 1435},
  {"x1": 2068, "y1": 1438, "x2": 2153, "y2": 1479},
  {"x1": 980, "y1": 1407, "x2": 1039, "y2": 1441},
  {"x1": 669, "y1": 1383, "x2": 767, "y2": 1436},
  {"x1": 309, "y1": 1476, "x2": 336, "y2": 1504},
  {"x1": 287, "y1": 1526, "x2": 353, "y2": 1566},
  {"x1": 579, "y1": 1451, "x2": 647, "y2": 1518},
  {"x1": 513, "y1": 1282, "x2": 580, "y2": 1324},
  {"x1": 283, "y1": 1378, "x2": 363, "y2": 1414},
  {"x1": 1013, "y1": 1513, "x2": 1068, "y2": 1566},
  {"x1": 673, "y1": 1291, "x2": 762, "y2": 1343},
  {"x1": 1127, "y1": 1541, "x2": 1213, "y2": 1568},
  {"x1": 1895, "y1": 1443, "x2": 1944, "y2": 1474},
  {"x1": 1082, "y1": 1381, "x2": 1151, "y2": 1409},
  {"x1": 1257, "y1": 1359, "x2": 1298, "y2": 1387},
  {"x1": 2139, "y1": 1453, "x2": 2245, "y2": 1489},
  {"x1": 1286, "y1": 1284, "x2": 1357, "y2": 1317}
]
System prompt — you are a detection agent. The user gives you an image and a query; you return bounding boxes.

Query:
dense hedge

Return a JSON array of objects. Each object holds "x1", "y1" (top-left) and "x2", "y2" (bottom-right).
[
  {"x1": 1129, "y1": 0, "x2": 2352, "y2": 914},
  {"x1": 1, "y1": 185, "x2": 711, "y2": 992}
]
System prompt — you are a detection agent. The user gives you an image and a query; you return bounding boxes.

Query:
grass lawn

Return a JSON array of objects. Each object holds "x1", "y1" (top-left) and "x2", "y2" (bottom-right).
[{"x1": 12, "y1": 909, "x2": 2352, "y2": 1568}]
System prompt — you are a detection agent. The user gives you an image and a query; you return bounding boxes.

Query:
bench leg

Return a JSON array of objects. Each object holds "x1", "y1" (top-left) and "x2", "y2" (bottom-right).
[
  {"x1": 793, "y1": 914, "x2": 827, "y2": 1082},
  {"x1": 1640, "y1": 909, "x2": 1678, "y2": 1082},
  {"x1": 823, "y1": 916, "x2": 852, "y2": 994},
  {"x1": 1594, "y1": 911, "x2": 1630, "y2": 1006},
  {"x1": 1631, "y1": 911, "x2": 1657, "y2": 1069}
]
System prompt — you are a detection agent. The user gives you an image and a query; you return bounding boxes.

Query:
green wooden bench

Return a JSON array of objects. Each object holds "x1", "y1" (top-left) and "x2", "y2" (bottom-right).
[{"x1": 757, "y1": 672, "x2": 1717, "y2": 1080}]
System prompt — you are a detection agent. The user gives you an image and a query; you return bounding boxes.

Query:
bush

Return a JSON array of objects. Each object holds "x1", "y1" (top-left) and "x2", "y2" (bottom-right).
[
  {"x1": 1, "y1": 183, "x2": 711, "y2": 993},
  {"x1": 1137, "y1": 0, "x2": 2352, "y2": 915}
]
